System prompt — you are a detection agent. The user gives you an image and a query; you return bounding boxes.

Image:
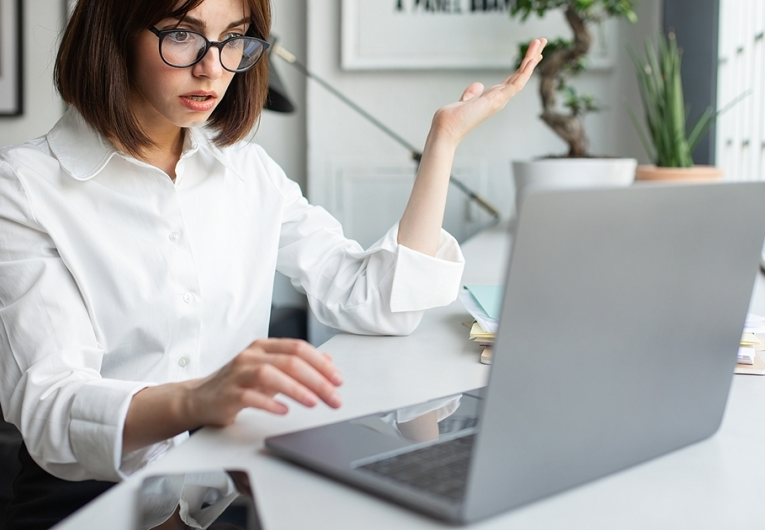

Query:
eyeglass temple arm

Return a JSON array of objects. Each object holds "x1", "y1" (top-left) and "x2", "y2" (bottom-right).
[{"x1": 270, "y1": 42, "x2": 501, "y2": 222}]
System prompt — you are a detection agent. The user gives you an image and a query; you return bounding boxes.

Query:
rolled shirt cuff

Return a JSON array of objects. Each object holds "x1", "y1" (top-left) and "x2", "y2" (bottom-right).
[
  {"x1": 390, "y1": 229, "x2": 465, "y2": 313},
  {"x1": 69, "y1": 378, "x2": 153, "y2": 481}
]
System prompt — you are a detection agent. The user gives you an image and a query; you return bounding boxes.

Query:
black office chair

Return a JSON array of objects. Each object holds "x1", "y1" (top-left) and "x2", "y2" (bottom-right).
[{"x1": 0, "y1": 406, "x2": 22, "y2": 530}]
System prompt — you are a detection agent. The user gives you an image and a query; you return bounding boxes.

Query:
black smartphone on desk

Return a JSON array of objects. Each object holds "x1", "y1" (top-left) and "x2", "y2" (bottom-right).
[{"x1": 135, "y1": 469, "x2": 261, "y2": 530}]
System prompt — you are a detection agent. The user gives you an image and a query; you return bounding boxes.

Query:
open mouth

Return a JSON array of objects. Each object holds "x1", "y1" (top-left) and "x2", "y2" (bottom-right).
[{"x1": 186, "y1": 95, "x2": 213, "y2": 101}]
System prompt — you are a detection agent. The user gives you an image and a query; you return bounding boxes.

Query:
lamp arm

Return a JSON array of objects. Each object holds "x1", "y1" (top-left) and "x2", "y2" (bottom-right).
[{"x1": 271, "y1": 43, "x2": 501, "y2": 221}]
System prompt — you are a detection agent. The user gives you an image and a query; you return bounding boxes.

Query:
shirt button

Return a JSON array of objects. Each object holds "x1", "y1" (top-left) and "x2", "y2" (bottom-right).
[
  {"x1": 169, "y1": 231, "x2": 180, "y2": 242},
  {"x1": 183, "y1": 292, "x2": 193, "y2": 304},
  {"x1": 178, "y1": 357, "x2": 189, "y2": 368}
]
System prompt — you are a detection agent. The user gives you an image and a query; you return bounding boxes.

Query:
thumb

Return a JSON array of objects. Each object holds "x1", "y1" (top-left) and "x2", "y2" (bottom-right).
[{"x1": 460, "y1": 82, "x2": 484, "y2": 102}]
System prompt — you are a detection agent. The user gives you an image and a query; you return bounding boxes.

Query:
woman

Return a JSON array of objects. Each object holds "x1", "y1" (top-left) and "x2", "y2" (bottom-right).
[{"x1": 0, "y1": 0, "x2": 545, "y2": 526}]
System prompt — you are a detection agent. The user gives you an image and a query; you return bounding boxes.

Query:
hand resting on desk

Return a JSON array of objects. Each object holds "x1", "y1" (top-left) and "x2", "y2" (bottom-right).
[{"x1": 123, "y1": 338, "x2": 343, "y2": 454}]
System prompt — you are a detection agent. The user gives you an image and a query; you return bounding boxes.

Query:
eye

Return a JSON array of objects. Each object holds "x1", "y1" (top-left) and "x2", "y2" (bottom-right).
[
  {"x1": 222, "y1": 34, "x2": 246, "y2": 49},
  {"x1": 166, "y1": 31, "x2": 193, "y2": 44}
]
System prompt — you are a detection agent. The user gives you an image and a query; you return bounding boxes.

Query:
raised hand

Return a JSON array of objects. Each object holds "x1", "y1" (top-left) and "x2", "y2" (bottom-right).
[
  {"x1": 430, "y1": 38, "x2": 547, "y2": 147},
  {"x1": 397, "y1": 38, "x2": 547, "y2": 257}
]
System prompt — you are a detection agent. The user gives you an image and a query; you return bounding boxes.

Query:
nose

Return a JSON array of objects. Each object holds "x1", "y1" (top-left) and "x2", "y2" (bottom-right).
[{"x1": 192, "y1": 45, "x2": 224, "y2": 79}]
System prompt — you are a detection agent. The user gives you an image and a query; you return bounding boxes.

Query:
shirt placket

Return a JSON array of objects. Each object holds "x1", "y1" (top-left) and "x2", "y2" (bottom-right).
[{"x1": 165, "y1": 155, "x2": 203, "y2": 381}]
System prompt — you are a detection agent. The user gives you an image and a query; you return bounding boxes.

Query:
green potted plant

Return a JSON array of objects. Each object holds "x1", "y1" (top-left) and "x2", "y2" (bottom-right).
[
  {"x1": 629, "y1": 31, "x2": 723, "y2": 181},
  {"x1": 509, "y1": 0, "x2": 640, "y2": 209}
]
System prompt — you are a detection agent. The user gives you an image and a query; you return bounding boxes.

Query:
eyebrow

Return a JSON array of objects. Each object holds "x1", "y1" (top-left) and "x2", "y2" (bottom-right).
[{"x1": 173, "y1": 15, "x2": 250, "y2": 31}]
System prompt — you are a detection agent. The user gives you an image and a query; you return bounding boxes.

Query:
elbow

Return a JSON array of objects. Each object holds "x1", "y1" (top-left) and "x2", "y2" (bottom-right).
[
  {"x1": 310, "y1": 302, "x2": 424, "y2": 337},
  {"x1": 358, "y1": 309, "x2": 423, "y2": 337}
]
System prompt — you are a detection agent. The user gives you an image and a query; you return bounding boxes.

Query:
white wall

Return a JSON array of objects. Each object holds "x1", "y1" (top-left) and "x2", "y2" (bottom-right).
[
  {"x1": 257, "y1": 0, "x2": 308, "y2": 192},
  {"x1": 306, "y1": 0, "x2": 662, "y2": 242},
  {"x1": 0, "y1": 0, "x2": 64, "y2": 149},
  {"x1": 256, "y1": 0, "x2": 309, "y2": 308}
]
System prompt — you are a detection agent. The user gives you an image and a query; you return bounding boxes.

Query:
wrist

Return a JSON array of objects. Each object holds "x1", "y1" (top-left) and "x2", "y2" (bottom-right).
[
  {"x1": 425, "y1": 122, "x2": 460, "y2": 154},
  {"x1": 123, "y1": 381, "x2": 196, "y2": 454},
  {"x1": 429, "y1": 107, "x2": 465, "y2": 148},
  {"x1": 176, "y1": 379, "x2": 202, "y2": 432}
]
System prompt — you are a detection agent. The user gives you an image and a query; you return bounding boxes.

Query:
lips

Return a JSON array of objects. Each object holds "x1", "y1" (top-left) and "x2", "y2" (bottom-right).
[
  {"x1": 179, "y1": 93, "x2": 218, "y2": 112},
  {"x1": 182, "y1": 91, "x2": 216, "y2": 100}
]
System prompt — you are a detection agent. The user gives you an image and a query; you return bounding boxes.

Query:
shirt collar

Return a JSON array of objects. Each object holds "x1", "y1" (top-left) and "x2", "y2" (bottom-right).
[
  {"x1": 47, "y1": 109, "x2": 118, "y2": 181},
  {"x1": 185, "y1": 126, "x2": 245, "y2": 181},
  {"x1": 48, "y1": 108, "x2": 242, "y2": 181}
]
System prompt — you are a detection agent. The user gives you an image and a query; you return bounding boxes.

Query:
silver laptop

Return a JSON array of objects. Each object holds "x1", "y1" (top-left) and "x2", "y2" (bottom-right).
[{"x1": 266, "y1": 182, "x2": 765, "y2": 524}]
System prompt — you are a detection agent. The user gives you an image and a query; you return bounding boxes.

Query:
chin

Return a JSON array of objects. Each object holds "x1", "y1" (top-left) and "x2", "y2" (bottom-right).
[{"x1": 179, "y1": 114, "x2": 214, "y2": 128}]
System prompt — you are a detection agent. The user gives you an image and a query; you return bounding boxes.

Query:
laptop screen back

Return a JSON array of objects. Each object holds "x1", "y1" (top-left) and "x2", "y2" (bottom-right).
[{"x1": 463, "y1": 182, "x2": 765, "y2": 521}]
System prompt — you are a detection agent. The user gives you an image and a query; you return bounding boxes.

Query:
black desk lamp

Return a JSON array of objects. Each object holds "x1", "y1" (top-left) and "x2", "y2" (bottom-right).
[
  {"x1": 264, "y1": 52, "x2": 295, "y2": 113},
  {"x1": 266, "y1": 39, "x2": 501, "y2": 221}
]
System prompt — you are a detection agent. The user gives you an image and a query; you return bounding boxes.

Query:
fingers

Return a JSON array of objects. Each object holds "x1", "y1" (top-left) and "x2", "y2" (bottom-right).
[
  {"x1": 239, "y1": 386, "x2": 290, "y2": 415},
  {"x1": 270, "y1": 352, "x2": 343, "y2": 409},
  {"x1": 519, "y1": 38, "x2": 547, "y2": 73},
  {"x1": 494, "y1": 38, "x2": 547, "y2": 96},
  {"x1": 448, "y1": 37, "x2": 545, "y2": 115},
  {"x1": 250, "y1": 338, "x2": 343, "y2": 386},
  {"x1": 239, "y1": 339, "x2": 343, "y2": 410},
  {"x1": 186, "y1": 339, "x2": 344, "y2": 429}
]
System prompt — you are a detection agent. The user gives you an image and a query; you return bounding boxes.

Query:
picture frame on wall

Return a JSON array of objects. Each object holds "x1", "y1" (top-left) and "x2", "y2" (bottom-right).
[
  {"x1": 0, "y1": 0, "x2": 23, "y2": 116},
  {"x1": 341, "y1": 0, "x2": 615, "y2": 71}
]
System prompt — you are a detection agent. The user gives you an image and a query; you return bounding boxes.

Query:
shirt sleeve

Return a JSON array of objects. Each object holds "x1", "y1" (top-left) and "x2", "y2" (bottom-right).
[
  {"x1": 0, "y1": 160, "x2": 179, "y2": 481},
  {"x1": 264, "y1": 153, "x2": 465, "y2": 336}
]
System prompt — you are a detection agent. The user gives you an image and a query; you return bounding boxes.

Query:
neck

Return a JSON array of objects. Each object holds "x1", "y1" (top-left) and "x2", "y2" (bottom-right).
[{"x1": 139, "y1": 128, "x2": 185, "y2": 181}]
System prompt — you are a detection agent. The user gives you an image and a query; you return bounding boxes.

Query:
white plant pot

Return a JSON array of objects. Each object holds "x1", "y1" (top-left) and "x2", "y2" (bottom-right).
[{"x1": 512, "y1": 158, "x2": 637, "y2": 214}]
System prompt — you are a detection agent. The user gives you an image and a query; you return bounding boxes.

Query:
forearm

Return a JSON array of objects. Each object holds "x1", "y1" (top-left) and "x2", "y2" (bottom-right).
[
  {"x1": 122, "y1": 381, "x2": 196, "y2": 455},
  {"x1": 397, "y1": 125, "x2": 458, "y2": 256},
  {"x1": 397, "y1": 38, "x2": 546, "y2": 255}
]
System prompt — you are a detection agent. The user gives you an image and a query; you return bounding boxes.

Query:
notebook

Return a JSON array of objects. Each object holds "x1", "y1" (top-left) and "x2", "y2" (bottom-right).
[{"x1": 266, "y1": 182, "x2": 765, "y2": 524}]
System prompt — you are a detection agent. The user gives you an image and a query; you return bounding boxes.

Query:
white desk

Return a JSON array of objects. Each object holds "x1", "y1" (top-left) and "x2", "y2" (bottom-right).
[{"x1": 55, "y1": 222, "x2": 765, "y2": 529}]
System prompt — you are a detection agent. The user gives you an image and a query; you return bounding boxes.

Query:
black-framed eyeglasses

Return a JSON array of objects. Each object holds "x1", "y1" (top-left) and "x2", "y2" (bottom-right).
[{"x1": 149, "y1": 26, "x2": 270, "y2": 73}]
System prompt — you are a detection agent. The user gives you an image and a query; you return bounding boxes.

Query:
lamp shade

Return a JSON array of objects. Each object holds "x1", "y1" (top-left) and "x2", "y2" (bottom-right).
[{"x1": 264, "y1": 55, "x2": 295, "y2": 113}]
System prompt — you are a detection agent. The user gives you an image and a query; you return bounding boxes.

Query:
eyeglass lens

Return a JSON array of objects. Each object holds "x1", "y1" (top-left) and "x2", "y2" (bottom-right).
[{"x1": 161, "y1": 31, "x2": 266, "y2": 71}]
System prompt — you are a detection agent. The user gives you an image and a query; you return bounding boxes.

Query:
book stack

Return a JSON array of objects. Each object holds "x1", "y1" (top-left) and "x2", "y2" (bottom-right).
[
  {"x1": 469, "y1": 322, "x2": 494, "y2": 365},
  {"x1": 459, "y1": 285, "x2": 500, "y2": 365}
]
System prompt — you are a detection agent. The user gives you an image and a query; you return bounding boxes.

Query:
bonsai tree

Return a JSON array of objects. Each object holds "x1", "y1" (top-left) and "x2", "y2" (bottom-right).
[{"x1": 511, "y1": 0, "x2": 638, "y2": 157}]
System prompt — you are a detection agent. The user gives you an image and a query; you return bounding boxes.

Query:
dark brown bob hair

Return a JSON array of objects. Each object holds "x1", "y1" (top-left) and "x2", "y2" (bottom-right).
[{"x1": 55, "y1": 0, "x2": 271, "y2": 157}]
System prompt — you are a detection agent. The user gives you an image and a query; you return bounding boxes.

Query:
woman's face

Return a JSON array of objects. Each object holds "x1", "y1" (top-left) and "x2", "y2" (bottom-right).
[{"x1": 130, "y1": 0, "x2": 250, "y2": 139}]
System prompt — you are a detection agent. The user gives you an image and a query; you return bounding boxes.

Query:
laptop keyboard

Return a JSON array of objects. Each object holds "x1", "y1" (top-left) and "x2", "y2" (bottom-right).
[{"x1": 357, "y1": 434, "x2": 475, "y2": 502}]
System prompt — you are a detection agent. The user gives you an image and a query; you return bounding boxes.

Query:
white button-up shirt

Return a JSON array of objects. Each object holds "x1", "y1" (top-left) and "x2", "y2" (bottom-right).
[{"x1": 0, "y1": 110, "x2": 465, "y2": 482}]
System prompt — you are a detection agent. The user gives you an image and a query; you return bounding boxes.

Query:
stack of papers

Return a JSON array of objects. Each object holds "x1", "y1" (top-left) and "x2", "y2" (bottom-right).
[
  {"x1": 468, "y1": 322, "x2": 494, "y2": 364},
  {"x1": 460, "y1": 285, "x2": 765, "y2": 373},
  {"x1": 745, "y1": 313, "x2": 765, "y2": 333},
  {"x1": 458, "y1": 285, "x2": 500, "y2": 334},
  {"x1": 459, "y1": 285, "x2": 502, "y2": 365},
  {"x1": 736, "y1": 314, "x2": 765, "y2": 374}
]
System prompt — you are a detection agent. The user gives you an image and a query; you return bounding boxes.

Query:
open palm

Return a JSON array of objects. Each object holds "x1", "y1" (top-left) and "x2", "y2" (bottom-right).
[{"x1": 432, "y1": 38, "x2": 547, "y2": 145}]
